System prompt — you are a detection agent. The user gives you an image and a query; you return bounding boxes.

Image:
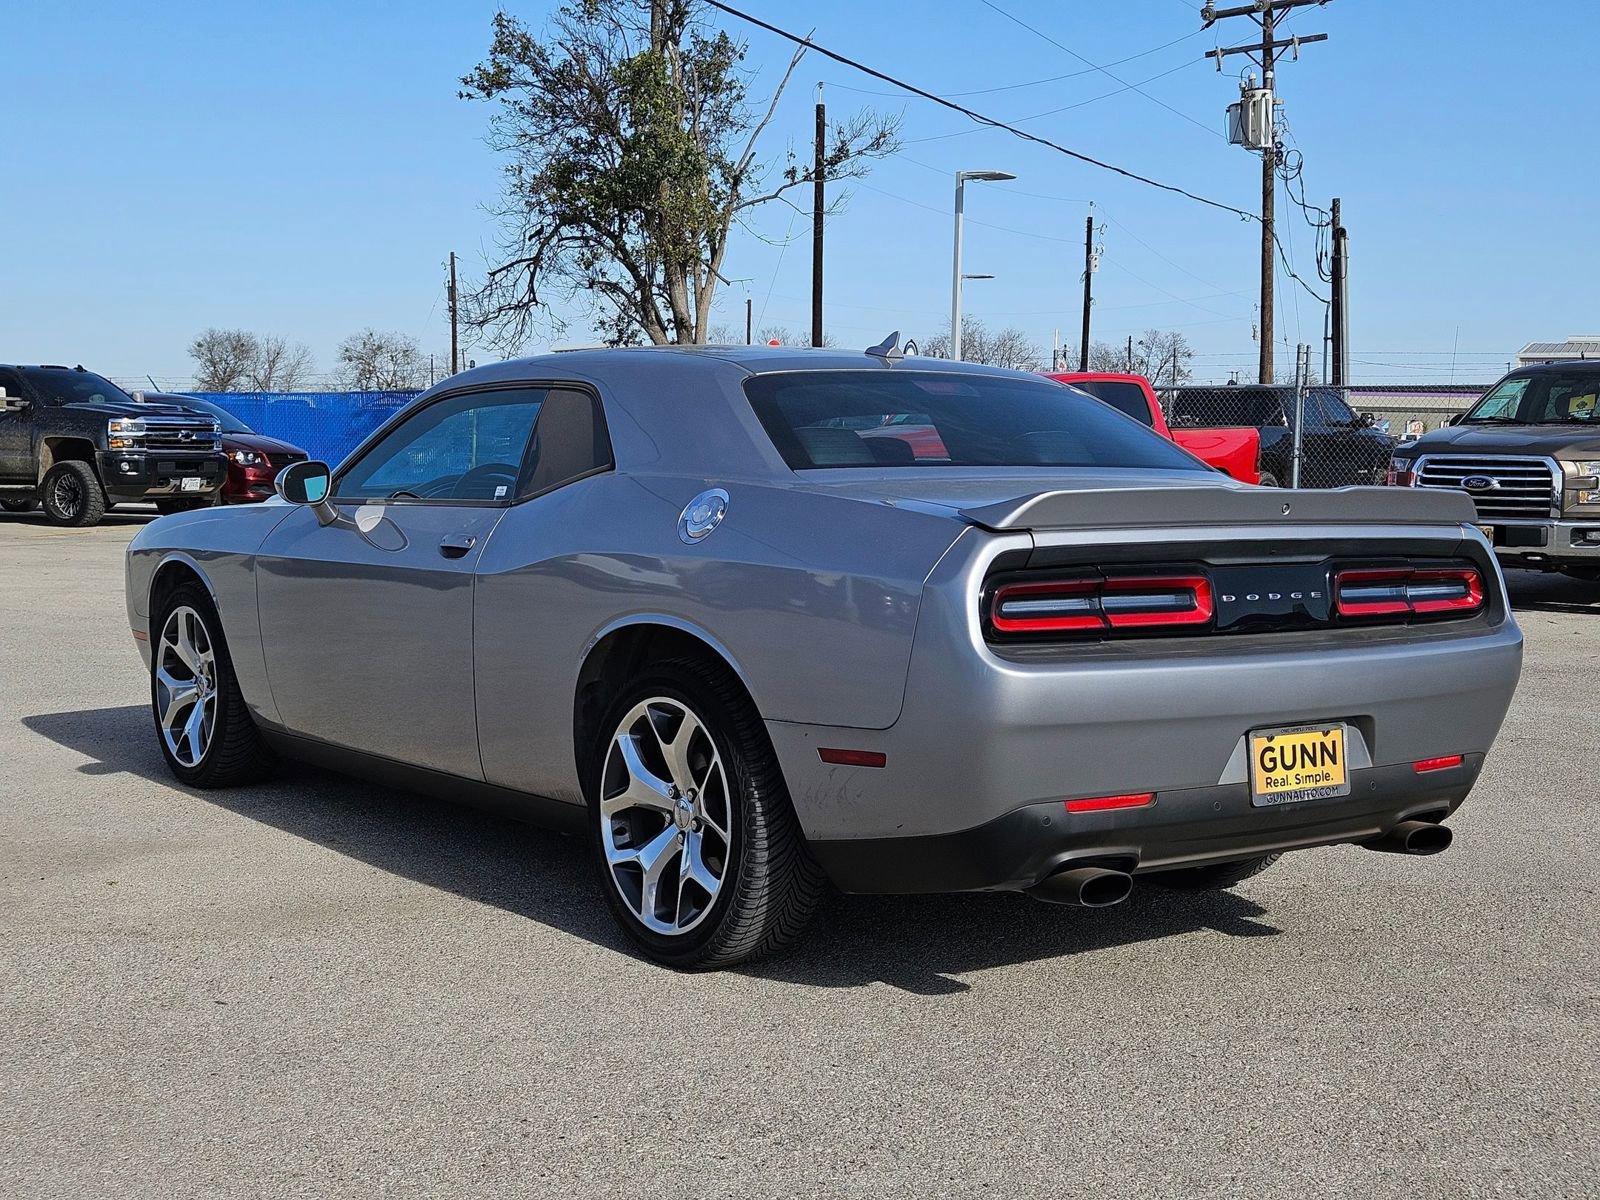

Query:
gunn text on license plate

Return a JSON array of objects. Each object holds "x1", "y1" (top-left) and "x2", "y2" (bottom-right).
[{"x1": 1249, "y1": 723, "x2": 1350, "y2": 807}]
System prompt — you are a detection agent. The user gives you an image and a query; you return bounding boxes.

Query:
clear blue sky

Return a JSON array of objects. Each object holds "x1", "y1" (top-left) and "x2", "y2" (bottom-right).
[{"x1": 6, "y1": 0, "x2": 1593, "y2": 385}]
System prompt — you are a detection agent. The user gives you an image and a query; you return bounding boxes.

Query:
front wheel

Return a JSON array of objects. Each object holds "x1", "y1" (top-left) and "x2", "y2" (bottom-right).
[
  {"x1": 150, "y1": 583, "x2": 275, "y2": 788},
  {"x1": 1153, "y1": 853, "x2": 1280, "y2": 891},
  {"x1": 588, "y1": 657, "x2": 825, "y2": 969},
  {"x1": 40, "y1": 461, "x2": 106, "y2": 527}
]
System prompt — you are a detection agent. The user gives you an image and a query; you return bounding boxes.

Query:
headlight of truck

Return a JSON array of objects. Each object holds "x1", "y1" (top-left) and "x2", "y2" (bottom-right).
[
  {"x1": 1565, "y1": 460, "x2": 1600, "y2": 507},
  {"x1": 107, "y1": 417, "x2": 146, "y2": 450},
  {"x1": 231, "y1": 449, "x2": 265, "y2": 467}
]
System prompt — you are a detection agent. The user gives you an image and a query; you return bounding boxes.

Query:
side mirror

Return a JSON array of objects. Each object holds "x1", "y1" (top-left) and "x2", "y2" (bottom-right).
[
  {"x1": 276, "y1": 460, "x2": 338, "y2": 525},
  {"x1": 0, "y1": 388, "x2": 27, "y2": 412},
  {"x1": 1444, "y1": 413, "x2": 1462, "y2": 426},
  {"x1": 1359, "y1": 411, "x2": 1377, "y2": 428}
]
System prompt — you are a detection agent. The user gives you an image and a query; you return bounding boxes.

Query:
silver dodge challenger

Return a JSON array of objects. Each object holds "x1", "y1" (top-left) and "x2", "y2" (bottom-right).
[{"x1": 125, "y1": 342, "x2": 1524, "y2": 968}]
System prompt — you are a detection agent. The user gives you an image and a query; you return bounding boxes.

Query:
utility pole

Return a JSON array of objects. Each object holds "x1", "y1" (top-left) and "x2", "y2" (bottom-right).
[
  {"x1": 811, "y1": 86, "x2": 825, "y2": 348},
  {"x1": 1330, "y1": 196, "x2": 1348, "y2": 387},
  {"x1": 1203, "y1": 0, "x2": 1333, "y2": 384},
  {"x1": 1078, "y1": 213, "x2": 1095, "y2": 371},
  {"x1": 1126, "y1": 334, "x2": 1134, "y2": 373},
  {"x1": 746, "y1": 297, "x2": 753, "y2": 345},
  {"x1": 448, "y1": 251, "x2": 460, "y2": 376}
]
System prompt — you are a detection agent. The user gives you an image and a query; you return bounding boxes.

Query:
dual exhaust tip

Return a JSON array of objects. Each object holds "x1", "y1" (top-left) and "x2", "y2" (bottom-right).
[{"x1": 1028, "y1": 819, "x2": 1453, "y2": 908}]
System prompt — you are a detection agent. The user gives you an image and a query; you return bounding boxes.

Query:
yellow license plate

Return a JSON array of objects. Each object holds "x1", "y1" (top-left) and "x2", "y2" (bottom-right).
[{"x1": 1249, "y1": 724, "x2": 1351, "y2": 807}]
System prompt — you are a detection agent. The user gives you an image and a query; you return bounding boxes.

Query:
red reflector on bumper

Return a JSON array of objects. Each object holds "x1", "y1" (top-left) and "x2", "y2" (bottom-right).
[
  {"x1": 818, "y1": 747, "x2": 887, "y2": 768},
  {"x1": 1413, "y1": 754, "x2": 1464, "y2": 773},
  {"x1": 1064, "y1": 792, "x2": 1154, "y2": 814}
]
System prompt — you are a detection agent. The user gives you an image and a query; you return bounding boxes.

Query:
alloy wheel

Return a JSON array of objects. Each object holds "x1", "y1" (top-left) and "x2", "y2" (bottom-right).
[
  {"x1": 50, "y1": 472, "x2": 83, "y2": 519},
  {"x1": 600, "y1": 697, "x2": 733, "y2": 936},
  {"x1": 155, "y1": 605, "x2": 219, "y2": 768}
]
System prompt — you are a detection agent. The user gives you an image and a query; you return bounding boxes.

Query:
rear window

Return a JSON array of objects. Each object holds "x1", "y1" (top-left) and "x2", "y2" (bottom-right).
[
  {"x1": 1066, "y1": 379, "x2": 1154, "y2": 427},
  {"x1": 1170, "y1": 388, "x2": 1288, "y2": 429},
  {"x1": 744, "y1": 371, "x2": 1207, "y2": 472}
]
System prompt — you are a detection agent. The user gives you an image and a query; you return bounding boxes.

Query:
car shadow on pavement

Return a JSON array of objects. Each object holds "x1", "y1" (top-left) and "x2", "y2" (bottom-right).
[
  {"x1": 1503, "y1": 569, "x2": 1600, "y2": 615},
  {"x1": 23, "y1": 704, "x2": 1281, "y2": 995}
]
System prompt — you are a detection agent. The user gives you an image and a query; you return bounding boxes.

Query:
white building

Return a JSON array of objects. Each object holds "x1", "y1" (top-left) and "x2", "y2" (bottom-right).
[{"x1": 1517, "y1": 335, "x2": 1600, "y2": 365}]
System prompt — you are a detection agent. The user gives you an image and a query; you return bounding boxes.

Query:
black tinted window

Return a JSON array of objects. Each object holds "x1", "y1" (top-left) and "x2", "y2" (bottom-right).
[
  {"x1": 524, "y1": 387, "x2": 613, "y2": 495},
  {"x1": 1067, "y1": 380, "x2": 1155, "y2": 427},
  {"x1": 744, "y1": 371, "x2": 1207, "y2": 472},
  {"x1": 18, "y1": 368, "x2": 132, "y2": 407},
  {"x1": 1170, "y1": 388, "x2": 1287, "y2": 428}
]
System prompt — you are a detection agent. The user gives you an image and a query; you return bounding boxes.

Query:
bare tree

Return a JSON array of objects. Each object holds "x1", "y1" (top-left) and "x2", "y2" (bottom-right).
[
  {"x1": 247, "y1": 335, "x2": 315, "y2": 391},
  {"x1": 459, "y1": 1, "x2": 898, "y2": 349},
  {"x1": 336, "y1": 329, "x2": 429, "y2": 390},
  {"x1": 754, "y1": 324, "x2": 839, "y2": 348},
  {"x1": 921, "y1": 319, "x2": 1044, "y2": 370},
  {"x1": 1090, "y1": 329, "x2": 1195, "y2": 385},
  {"x1": 188, "y1": 329, "x2": 259, "y2": 392}
]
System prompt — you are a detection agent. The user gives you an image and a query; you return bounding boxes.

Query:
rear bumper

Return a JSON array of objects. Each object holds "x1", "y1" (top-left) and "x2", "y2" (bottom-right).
[
  {"x1": 98, "y1": 451, "x2": 226, "y2": 501},
  {"x1": 811, "y1": 757, "x2": 1479, "y2": 893}
]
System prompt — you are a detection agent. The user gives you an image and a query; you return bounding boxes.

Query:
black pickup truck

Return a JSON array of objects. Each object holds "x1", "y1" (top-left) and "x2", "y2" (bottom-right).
[
  {"x1": 0, "y1": 364, "x2": 226, "y2": 526},
  {"x1": 1164, "y1": 383, "x2": 1396, "y2": 488}
]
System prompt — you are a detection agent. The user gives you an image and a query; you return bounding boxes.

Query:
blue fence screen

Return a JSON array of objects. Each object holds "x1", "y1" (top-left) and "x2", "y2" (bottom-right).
[{"x1": 190, "y1": 391, "x2": 423, "y2": 466}]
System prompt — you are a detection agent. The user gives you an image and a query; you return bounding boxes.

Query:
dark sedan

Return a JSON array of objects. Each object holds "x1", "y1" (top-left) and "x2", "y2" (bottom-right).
[{"x1": 140, "y1": 394, "x2": 307, "y2": 512}]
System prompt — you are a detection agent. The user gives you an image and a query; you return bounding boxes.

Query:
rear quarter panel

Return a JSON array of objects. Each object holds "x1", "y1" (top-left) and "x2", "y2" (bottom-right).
[
  {"x1": 1172, "y1": 427, "x2": 1261, "y2": 484},
  {"x1": 471, "y1": 472, "x2": 963, "y2": 804}
]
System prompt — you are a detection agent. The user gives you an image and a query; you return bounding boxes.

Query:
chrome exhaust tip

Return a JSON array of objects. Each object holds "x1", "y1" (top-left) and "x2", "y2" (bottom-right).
[
  {"x1": 1366, "y1": 819, "x2": 1453, "y2": 857},
  {"x1": 1028, "y1": 865, "x2": 1134, "y2": 908}
]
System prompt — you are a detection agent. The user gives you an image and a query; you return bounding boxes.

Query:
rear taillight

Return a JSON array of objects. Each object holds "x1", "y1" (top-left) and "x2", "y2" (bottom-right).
[
  {"x1": 1333, "y1": 566, "x2": 1484, "y2": 620},
  {"x1": 989, "y1": 573, "x2": 1213, "y2": 637}
]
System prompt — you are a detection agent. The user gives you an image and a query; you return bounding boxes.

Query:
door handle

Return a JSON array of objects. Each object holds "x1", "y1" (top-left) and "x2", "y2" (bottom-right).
[{"x1": 439, "y1": 533, "x2": 477, "y2": 559}]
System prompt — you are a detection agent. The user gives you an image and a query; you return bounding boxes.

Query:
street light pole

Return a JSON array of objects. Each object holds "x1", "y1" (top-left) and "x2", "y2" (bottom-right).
[{"x1": 950, "y1": 169, "x2": 1016, "y2": 361}]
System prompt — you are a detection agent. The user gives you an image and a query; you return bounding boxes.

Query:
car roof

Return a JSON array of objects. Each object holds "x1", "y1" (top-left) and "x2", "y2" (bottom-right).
[{"x1": 1506, "y1": 360, "x2": 1600, "y2": 375}]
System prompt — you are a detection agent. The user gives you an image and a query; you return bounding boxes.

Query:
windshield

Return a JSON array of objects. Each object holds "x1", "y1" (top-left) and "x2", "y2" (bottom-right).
[
  {"x1": 743, "y1": 370, "x2": 1209, "y2": 472},
  {"x1": 1065, "y1": 380, "x2": 1154, "y2": 427},
  {"x1": 160, "y1": 395, "x2": 253, "y2": 434},
  {"x1": 19, "y1": 368, "x2": 133, "y2": 407},
  {"x1": 1464, "y1": 372, "x2": 1600, "y2": 425}
]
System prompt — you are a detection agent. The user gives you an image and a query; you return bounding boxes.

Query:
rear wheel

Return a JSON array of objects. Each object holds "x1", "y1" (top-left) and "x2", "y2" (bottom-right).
[
  {"x1": 588, "y1": 657, "x2": 825, "y2": 969},
  {"x1": 1256, "y1": 472, "x2": 1280, "y2": 488},
  {"x1": 0, "y1": 497, "x2": 35, "y2": 513},
  {"x1": 1154, "y1": 853, "x2": 1281, "y2": 891},
  {"x1": 150, "y1": 583, "x2": 275, "y2": 788},
  {"x1": 40, "y1": 461, "x2": 106, "y2": 527}
]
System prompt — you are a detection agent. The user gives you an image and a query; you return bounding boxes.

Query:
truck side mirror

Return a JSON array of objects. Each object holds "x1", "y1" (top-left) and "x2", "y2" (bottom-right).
[
  {"x1": 276, "y1": 460, "x2": 338, "y2": 526},
  {"x1": 0, "y1": 388, "x2": 27, "y2": 412},
  {"x1": 1359, "y1": 411, "x2": 1376, "y2": 428}
]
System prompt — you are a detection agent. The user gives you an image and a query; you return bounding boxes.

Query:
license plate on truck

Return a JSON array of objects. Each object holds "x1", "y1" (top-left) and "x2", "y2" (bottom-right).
[
  {"x1": 1249, "y1": 723, "x2": 1350, "y2": 807},
  {"x1": 180, "y1": 477, "x2": 203, "y2": 492}
]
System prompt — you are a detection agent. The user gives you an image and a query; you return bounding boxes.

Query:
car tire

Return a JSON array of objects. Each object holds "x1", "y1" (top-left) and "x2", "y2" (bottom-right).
[
  {"x1": 150, "y1": 582, "x2": 276, "y2": 788},
  {"x1": 40, "y1": 461, "x2": 107, "y2": 527},
  {"x1": 0, "y1": 497, "x2": 35, "y2": 513},
  {"x1": 1257, "y1": 472, "x2": 1280, "y2": 488},
  {"x1": 588, "y1": 655, "x2": 826, "y2": 970},
  {"x1": 1154, "y1": 853, "x2": 1281, "y2": 891}
]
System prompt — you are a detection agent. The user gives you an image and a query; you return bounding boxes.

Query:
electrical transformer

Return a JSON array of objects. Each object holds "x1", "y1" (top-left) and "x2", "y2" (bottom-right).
[{"x1": 1226, "y1": 88, "x2": 1276, "y2": 150}]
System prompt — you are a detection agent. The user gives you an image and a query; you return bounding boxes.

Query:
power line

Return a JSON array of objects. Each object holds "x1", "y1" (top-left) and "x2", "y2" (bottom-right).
[
  {"x1": 704, "y1": 0, "x2": 1254, "y2": 219},
  {"x1": 828, "y1": 27, "x2": 1204, "y2": 98},
  {"x1": 977, "y1": 0, "x2": 1223, "y2": 139},
  {"x1": 704, "y1": 0, "x2": 1329, "y2": 309}
]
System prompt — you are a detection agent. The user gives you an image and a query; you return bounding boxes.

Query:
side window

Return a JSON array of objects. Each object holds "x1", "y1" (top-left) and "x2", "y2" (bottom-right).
[
  {"x1": 522, "y1": 387, "x2": 613, "y2": 496},
  {"x1": 336, "y1": 387, "x2": 545, "y2": 502},
  {"x1": 1308, "y1": 389, "x2": 1356, "y2": 426}
]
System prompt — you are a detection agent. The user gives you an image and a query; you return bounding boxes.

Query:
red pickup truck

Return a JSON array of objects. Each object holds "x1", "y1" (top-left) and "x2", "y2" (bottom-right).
[{"x1": 1047, "y1": 371, "x2": 1261, "y2": 485}]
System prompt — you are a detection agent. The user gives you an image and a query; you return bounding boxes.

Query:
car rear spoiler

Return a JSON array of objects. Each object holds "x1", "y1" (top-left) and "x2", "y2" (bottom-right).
[{"x1": 960, "y1": 485, "x2": 1476, "y2": 532}]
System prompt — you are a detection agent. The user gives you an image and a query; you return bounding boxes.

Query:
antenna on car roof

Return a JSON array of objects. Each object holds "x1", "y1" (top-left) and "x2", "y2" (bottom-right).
[{"x1": 865, "y1": 331, "x2": 905, "y2": 365}]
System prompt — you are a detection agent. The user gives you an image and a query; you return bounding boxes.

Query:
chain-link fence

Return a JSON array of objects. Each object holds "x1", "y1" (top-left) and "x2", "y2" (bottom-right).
[
  {"x1": 185, "y1": 391, "x2": 422, "y2": 464},
  {"x1": 1160, "y1": 384, "x2": 1402, "y2": 488}
]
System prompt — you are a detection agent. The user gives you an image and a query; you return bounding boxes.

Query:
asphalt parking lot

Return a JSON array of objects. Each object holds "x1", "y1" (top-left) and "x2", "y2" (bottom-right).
[{"x1": 1, "y1": 512, "x2": 1596, "y2": 1199}]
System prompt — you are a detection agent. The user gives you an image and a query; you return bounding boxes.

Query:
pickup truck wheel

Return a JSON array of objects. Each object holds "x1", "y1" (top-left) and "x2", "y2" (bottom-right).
[
  {"x1": 1154, "y1": 853, "x2": 1280, "y2": 891},
  {"x1": 40, "y1": 461, "x2": 107, "y2": 527},
  {"x1": 589, "y1": 657, "x2": 826, "y2": 970},
  {"x1": 1256, "y1": 472, "x2": 1280, "y2": 488},
  {"x1": 0, "y1": 498, "x2": 35, "y2": 513},
  {"x1": 150, "y1": 583, "x2": 276, "y2": 788}
]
